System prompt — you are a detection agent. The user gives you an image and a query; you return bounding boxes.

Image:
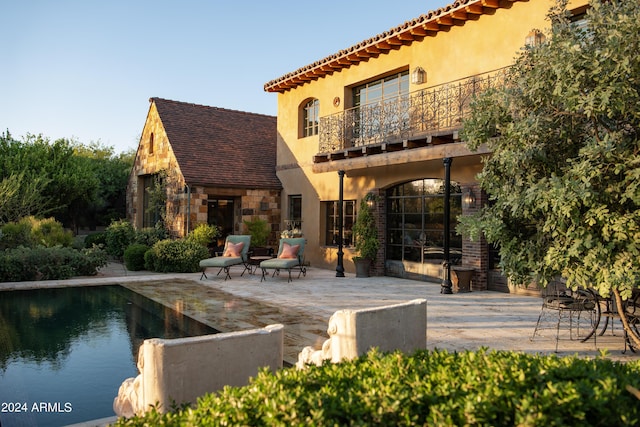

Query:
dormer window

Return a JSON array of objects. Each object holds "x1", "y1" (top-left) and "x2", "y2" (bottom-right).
[{"x1": 302, "y1": 98, "x2": 319, "y2": 137}]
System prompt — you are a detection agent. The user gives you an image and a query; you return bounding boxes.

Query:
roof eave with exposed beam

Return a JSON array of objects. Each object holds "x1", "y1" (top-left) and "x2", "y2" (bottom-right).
[{"x1": 264, "y1": 0, "x2": 520, "y2": 93}]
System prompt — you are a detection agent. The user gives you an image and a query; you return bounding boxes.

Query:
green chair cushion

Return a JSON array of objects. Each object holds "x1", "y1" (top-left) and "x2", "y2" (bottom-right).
[
  {"x1": 200, "y1": 256, "x2": 243, "y2": 268},
  {"x1": 259, "y1": 258, "x2": 300, "y2": 269}
]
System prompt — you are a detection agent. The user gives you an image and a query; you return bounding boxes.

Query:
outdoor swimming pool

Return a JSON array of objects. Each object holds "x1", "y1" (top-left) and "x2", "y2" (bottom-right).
[{"x1": 0, "y1": 285, "x2": 218, "y2": 427}]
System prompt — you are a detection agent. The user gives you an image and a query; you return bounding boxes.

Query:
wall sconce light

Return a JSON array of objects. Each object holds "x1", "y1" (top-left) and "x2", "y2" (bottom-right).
[
  {"x1": 411, "y1": 66, "x2": 426, "y2": 85},
  {"x1": 525, "y1": 29, "x2": 545, "y2": 47},
  {"x1": 463, "y1": 189, "x2": 476, "y2": 208},
  {"x1": 365, "y1": 192, "x2": 377, "y2": 208}
]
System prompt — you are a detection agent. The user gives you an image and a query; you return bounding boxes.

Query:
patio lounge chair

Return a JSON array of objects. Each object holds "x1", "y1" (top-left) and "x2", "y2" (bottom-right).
[
  {"x1": 199, "y1": 235, "x2": 251, "y2": 280},
  {"x1": 259, "y1": 237, "x2": 306, "y2": 283}
]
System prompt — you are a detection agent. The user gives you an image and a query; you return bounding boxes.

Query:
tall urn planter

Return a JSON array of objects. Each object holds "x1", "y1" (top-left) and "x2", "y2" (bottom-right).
[
  {"x1": 354, "y1": 258, "x2": 372, "y2": 278},
  {"x1": 352, "y1": 194, "x2": 379, "y2": 278}
]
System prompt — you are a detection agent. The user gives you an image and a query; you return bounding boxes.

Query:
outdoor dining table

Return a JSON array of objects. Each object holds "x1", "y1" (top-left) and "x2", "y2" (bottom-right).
[{"x1": 595, "y1": 289, "x2": 640, "y2": 353}]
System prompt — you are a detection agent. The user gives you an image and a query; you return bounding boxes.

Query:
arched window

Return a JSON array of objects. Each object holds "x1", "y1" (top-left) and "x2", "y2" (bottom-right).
[
  {"x1": 386, "y1": 178, "x2": 462, "y2": 264},
  {"x1": 301, "y1": 98, "x2": 319, "y2": 137},
  {"x1": 149, "y1": 132, "x2": 154, "y2": 154}
]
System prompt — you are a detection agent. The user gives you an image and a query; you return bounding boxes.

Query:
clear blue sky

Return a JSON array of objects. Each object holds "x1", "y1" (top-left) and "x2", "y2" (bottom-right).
[{"x1": 1, "y1": 1, "x2": 450, "y2": 154}]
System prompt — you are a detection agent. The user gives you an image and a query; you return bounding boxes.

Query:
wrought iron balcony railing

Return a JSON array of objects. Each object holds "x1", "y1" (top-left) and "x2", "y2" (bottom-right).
[{"x1": 318, "y1": 67, "x2": 507, "y2": 154}]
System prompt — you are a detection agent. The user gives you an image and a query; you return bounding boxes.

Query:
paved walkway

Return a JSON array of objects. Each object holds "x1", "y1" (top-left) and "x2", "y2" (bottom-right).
[{"x1": 2, "y1": 262, "x2": 637, "y2": 364}]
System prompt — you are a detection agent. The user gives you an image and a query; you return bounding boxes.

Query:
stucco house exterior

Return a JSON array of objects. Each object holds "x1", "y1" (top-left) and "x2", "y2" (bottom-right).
[
  {"x1": 264, "y1": 0, "x2": 589, "y2": 291},
  {"x1": 126, "y1": 97, "x2": 281, "y2": 244}
]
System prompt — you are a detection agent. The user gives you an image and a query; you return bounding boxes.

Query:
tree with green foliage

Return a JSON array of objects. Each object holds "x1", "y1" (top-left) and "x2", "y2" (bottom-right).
[
  {"x1": 70, "y1": 141, "x2": 135, "y2": 228},
  {"x1": 0, "y1": 131, "x2": 133, "y2": 230},
  {"x1": 458, "y1": 0, "x2": 640, "y2": 345},
  {"x1": 0, "y1": 172, "x2": 53, "y2": 223}
]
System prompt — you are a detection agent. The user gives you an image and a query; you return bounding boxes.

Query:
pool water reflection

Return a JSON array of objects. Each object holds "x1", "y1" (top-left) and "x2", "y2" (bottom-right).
[{"x1": 0, "y1": 285, "x2": 217, "y2": 427}]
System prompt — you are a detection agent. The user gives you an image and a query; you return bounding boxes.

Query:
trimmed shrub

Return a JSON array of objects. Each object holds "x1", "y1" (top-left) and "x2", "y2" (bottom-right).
[
  {"x1": 105, "y1": 220, "x2": 135, "y2": 258},
  {"x1": 143, "y1": 247, "x2": 157, "y2": 272},
  {"x1": 113, "y1": 348, "x2": 640, "y2": 426},
  {"x1": 124, "y1": 244, "x2": 150, "y2": 271},
  {"x1": 145, "y1": 239, "x2": 209, "y2": 273},
  {"x1": 186, "y1": 223, "x2": 219, "y2": 247}
]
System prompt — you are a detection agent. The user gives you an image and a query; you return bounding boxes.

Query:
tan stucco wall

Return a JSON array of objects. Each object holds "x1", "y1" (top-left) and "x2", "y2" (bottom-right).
[{"x1": 274, "y1": 0, "x2": 588, "y2": 273}]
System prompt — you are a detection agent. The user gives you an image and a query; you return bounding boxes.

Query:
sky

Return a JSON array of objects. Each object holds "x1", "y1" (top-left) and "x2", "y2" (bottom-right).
[{"x1": 1, "y1": 1, "x2": 451, "y2": 154}]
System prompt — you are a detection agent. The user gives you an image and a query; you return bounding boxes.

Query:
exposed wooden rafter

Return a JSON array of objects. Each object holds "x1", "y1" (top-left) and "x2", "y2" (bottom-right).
[
  {"x1": 450, "y1": 10, "x2": 468, "y2": 21},
  {"x1": 481, "y1": 0, "x2": 500, "y2": 9},
  {"x1": 386, "y1": 36, "x2": 404, "y2": 47},
  {"x1": 436, "y1": 15, "x2": 454, "y2": 26},
  {"x1": 465, "y1": 3, "x2": 484, "y2": 14},
  {"x1": 423, "y1": 21, "x2": 440, "y2": 32}
]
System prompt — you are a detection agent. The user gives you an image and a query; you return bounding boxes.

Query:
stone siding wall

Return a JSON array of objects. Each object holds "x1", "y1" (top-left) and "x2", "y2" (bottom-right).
[{"x1": 127, "y1": 103, "x2": 281, "y2": 240}]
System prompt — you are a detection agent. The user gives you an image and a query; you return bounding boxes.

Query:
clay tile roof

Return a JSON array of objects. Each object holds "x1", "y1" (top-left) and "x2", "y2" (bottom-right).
[
  {"x1": 151, "y1": 97, "x2": 281, "y2": 189},
  {"x1": 264, "y1": 0, "x2": 513, "y2": 93}
]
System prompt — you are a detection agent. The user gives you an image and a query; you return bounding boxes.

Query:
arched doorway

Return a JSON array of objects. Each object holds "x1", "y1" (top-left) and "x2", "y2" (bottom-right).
[{"x1": 385, "y1": 178, "x2": 462, "y2": 280}]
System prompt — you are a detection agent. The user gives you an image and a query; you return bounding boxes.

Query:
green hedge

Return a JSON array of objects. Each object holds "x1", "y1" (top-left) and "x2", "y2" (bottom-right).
[
  {"x1": 0, "y1": 246, "x2": 108, "y2": 281},
  {"x1": 114, "y1": 348, "x2": 640, "y2": 426},
  {"x1": 144, "y1": 239, "x2": 209, "y2": 273}
]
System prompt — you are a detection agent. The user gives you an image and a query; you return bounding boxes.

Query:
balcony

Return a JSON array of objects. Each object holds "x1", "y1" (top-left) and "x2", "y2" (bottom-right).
[{"x1": 315, "y1": 68, "x2": 507, "y2": 163}]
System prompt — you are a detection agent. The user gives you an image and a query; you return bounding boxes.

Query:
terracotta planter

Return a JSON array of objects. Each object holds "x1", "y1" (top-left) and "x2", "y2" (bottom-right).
[{"x1": 452, "y1": 266, "x2": 474, "y2": 293}]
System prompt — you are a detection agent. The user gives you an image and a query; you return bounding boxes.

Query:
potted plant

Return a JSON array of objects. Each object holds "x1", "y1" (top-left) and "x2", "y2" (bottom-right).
[
  {"x1": 243, "y1": 217, "x2": 272, "y2": 256},
  {"x1": 352, "y1": 194, "x2": 379, "y2": 278}
]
